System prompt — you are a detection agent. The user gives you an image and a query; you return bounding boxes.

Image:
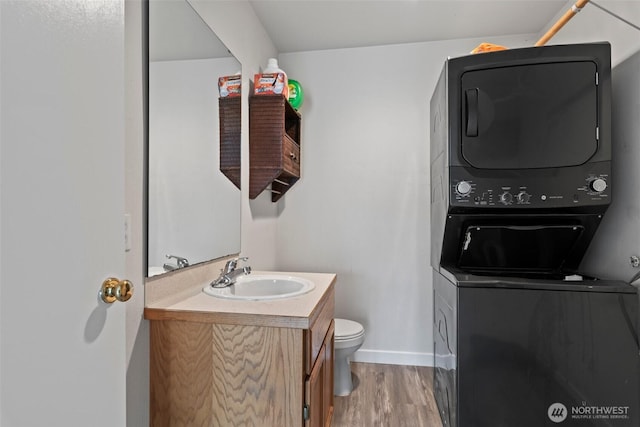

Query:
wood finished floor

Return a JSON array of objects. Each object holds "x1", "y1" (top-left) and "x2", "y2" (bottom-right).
[{"x1": 333, "y1": 362, "x2": 443, "y2": 427}]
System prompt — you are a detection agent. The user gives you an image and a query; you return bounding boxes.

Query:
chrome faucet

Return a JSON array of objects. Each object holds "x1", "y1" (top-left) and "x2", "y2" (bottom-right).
[
  {"x1": 163, "y1": 254, "x2": 189, "y2": 271},
  {"x1": 211, "y1": 257, "x2": 251, "y2": 288}
]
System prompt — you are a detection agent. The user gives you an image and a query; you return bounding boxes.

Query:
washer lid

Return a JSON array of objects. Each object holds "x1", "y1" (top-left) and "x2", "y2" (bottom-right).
[{"x1": 335, "y1": 318, "x2": 364, "y2": 340}]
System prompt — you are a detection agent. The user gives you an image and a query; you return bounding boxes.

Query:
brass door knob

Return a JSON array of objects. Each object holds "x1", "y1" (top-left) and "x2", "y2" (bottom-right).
[{"x1": 100, "y1": 278, "x2": 134, "y2": 304}]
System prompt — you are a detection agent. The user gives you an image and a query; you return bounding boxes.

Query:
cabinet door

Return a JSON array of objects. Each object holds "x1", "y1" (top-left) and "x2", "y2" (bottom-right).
[
  {"x1": 305, "y1": 340, "x2": 325, "y2": 427},
  {"x1": 305, "y1": 321, "x2": 335, "y2": 427},
  {"x1": 323, "y1": 322, "x2": 335, "y2": 427}
]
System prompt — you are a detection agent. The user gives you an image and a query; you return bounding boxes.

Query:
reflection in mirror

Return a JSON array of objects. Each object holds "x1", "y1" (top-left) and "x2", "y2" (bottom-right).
[{"x1": 148, "y1": 0, "x2": 241, "y2": 277}]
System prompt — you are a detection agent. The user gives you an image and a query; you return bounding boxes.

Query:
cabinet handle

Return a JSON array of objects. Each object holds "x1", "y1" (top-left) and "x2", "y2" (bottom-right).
[{"x1": 289, "y1": 152, "x2": 298, "y2": 162}]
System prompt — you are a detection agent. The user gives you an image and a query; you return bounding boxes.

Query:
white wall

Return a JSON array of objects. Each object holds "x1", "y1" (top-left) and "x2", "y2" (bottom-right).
[
  {"x1": 593, "y1": 38, "x2": 640, "y2": 284},
  {"x1": 148, "y1": 57, "x2": 241, "y2": 269},
  {"x1": 541, "y1": 0, "x2": 640, "y2": 66},
  {"x1": 189, "y1": 0, "x2": 281, "y2": 269},
  {"x1": 542, "y1": 1, "x2": 640, "y2": 283},
  {"x1": 0, "y1": 0, "x2": 4, "y2": 418},
  {"x1": 275, "y1": 34, "x2": 537, "y2": 365}
]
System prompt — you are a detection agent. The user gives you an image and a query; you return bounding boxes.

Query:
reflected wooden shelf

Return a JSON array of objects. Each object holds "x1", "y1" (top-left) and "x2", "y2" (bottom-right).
[{"x1": 219, "y1": 96, "x2": 241, "y2": 190}]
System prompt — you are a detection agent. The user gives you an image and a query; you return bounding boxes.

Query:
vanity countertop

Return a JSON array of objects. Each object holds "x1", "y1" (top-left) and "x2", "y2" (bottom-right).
[{"x1": 144, "y1": 271, "x2": 336, "y2": 329}]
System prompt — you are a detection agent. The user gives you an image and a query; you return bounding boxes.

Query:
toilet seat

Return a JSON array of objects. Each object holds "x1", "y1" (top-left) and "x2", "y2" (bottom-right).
[{"x1": 335, "y1": 318, "x2": 365, "y2": 341}]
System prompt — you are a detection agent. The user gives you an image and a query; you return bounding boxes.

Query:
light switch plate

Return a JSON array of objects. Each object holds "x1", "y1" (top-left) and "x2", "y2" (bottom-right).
[{"x1": 124, "y1": 213, "x2": 132, "y2": 252}]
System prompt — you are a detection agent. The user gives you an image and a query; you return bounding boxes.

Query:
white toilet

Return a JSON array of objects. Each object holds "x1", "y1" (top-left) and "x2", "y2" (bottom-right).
[{"x1": 334, "y1": 318, "x2": 365, "y2": 396}]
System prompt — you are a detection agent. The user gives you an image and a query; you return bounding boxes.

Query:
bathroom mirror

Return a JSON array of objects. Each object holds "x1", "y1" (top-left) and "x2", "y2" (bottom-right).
[{"x1": 147, "y1": 0, "x2": 241, "y2": 277}]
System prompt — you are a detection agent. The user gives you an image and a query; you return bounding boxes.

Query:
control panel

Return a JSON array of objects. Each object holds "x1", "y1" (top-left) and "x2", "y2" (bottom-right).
[{"x1": 449, "y1": 163, "x2": 610, "y2": 209}]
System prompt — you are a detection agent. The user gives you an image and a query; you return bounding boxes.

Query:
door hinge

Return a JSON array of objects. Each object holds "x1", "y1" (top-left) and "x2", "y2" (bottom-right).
[
  {"x1": 595, "y1": 72, "x2": 599, "y2": 86},
  {"x1": 596, "y1": 126, "x2": 600, "y2": 141},
  {"x1": 303, "y1": 404, "x2": 310, "y2": 421}
]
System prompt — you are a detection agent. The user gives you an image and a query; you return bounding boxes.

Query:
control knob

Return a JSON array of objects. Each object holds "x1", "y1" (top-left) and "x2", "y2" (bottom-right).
[
  {"x1": 456, "y1": 181, "x2": 472, "y2": 196},
  {"x1": 499, "y1": 192, "x2": 513, "y2": 205},
  {"x1": 589, "y1": 178, "x2": 607, "y2": 193},
  {"x1": 517, "y1": 191, "x2": 531, "y2": 204}
]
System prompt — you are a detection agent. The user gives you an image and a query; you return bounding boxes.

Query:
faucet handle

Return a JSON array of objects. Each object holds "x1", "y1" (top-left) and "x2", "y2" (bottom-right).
[
  {"x1": 166, "y1": 254, "x2": 189, "y2": 268},
  {"x1": 224, "y1": 256, "x2": 248, "y2": 272}
]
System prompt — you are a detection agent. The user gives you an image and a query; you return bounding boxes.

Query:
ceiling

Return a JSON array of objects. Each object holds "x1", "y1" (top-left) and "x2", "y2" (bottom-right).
[
  {"x1": 249, "y1": 0, "x2": 571, "y2": 53},
  {"x1": 150, "y1": 0, "x2": 573, "y2": 61},
  {"x1": 150, "y1": 0, "x2": 233, "y2": 61}
]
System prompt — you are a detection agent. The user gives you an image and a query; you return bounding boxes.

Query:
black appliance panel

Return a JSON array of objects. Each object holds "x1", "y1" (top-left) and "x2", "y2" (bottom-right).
[
  {"x1": 439, "y1": 214, "x2": 603, "y2": 275},
  {"x1": 430, "y1": 43, "x2": 612, "y2": 271},
  {"x1": 449, "y1": 162, "x2": 610, "y2": 210},
  {"x1": 457, "y1": 282, "x2": 640, "y2": 427},
  {"x1": 442, "y1": 42, "x2": 612, "y2": 170},
  {"x1": 461, "y1": 61, "x2": 598, "y2": 170},
  {"x1": 458, "y1": 224, "x2": 583, "y2": 274},
  {"x1": 434, "y1": 270, "x2": 457, "y2": 427}
]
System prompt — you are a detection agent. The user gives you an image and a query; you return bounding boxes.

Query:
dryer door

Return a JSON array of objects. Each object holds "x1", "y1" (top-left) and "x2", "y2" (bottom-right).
[{"x1": 461, "y1": 61, "x2": 598, "y2": 169}]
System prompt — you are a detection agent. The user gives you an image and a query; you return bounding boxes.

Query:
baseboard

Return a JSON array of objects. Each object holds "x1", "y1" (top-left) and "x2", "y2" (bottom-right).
[
  {"x1": 350, "y1": 349, "x2": 435, "y2": 367},
  {"x1": 435, "y1": 353, "x2": 456, "y2": 370}
]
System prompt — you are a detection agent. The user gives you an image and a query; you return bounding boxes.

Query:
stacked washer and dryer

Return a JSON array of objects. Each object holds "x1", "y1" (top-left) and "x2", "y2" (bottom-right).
[{"x1": 430, "y1": 42, "x2": 640, "y2": 426}]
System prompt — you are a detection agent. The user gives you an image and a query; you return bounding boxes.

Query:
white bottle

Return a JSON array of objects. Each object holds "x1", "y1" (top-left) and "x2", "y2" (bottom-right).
[{"x1": 263, "y1": 58, "x2": 288, "y2": 99}]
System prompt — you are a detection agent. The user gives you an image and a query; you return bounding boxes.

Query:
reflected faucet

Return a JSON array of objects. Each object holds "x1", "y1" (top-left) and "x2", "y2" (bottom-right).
[
  {"x1": 211, "y1": 257, "x2": 251, "y2": 288},
  {"x1": 163, "y1": 254, "x2": 190, "y2": 272}
]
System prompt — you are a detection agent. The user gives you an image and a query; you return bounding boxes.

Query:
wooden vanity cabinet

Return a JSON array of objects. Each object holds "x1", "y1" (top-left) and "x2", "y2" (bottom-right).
[
  {"x1": 147, "y1": 287, "x2": 334, "y2": 427},
  {"x1": 249, "y1": 94, "x2": 301, "y2": 202}
]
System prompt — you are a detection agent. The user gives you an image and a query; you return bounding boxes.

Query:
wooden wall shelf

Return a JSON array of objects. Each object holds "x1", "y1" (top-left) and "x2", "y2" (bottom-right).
[{"x1": 249, "y1": 95, "x2": 301, "y2": 202}]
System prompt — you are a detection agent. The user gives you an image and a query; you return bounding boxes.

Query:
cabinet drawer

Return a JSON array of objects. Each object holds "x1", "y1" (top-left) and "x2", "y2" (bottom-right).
[
  {"x1": 282, "y1": 135, "x2": 300, "y2": 177},
  {"x1": 304, "y1": 288, "x2": 335, "y2": 375}
]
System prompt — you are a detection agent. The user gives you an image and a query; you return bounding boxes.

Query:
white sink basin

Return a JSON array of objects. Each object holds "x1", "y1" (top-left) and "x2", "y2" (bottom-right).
[
  {"x1": 203, "y1": 274, "x2": 315, "y2": 301},
  {"x1": 148, "y1": 266, "x2": 165, "y2": 277}
]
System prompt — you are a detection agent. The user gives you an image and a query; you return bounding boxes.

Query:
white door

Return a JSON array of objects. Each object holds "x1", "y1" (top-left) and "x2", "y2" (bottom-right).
[{"x1": 1, "y1": 1, "x2": 127, "y2": 425}]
